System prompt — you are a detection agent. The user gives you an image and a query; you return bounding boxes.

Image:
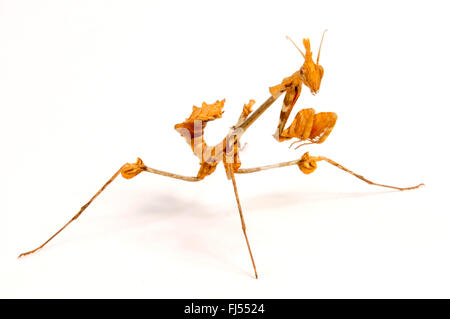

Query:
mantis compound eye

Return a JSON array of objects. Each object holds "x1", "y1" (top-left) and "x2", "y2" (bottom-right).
[{"x1": 318, "y1": 65, "x2": 324, "y2": 77}]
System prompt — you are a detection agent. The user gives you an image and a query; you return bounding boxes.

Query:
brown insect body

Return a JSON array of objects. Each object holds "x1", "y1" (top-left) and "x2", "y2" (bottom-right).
[
  {"x1": 280, "y1": 108, "x2": 337, "y2": 148},
  {"x1": 18, "y1": 32, "x2": 423, "y2": 280}
]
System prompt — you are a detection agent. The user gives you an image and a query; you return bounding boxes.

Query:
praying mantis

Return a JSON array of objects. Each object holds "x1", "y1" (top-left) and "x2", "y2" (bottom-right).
[{"x1": 18, "y1": 31, "x2": 424, "y2": 279}]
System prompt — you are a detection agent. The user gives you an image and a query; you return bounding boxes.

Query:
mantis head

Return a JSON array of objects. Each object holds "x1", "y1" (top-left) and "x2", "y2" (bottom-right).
[{"x1": 287, "y1": 30, "x2": 327, "y2": 95}]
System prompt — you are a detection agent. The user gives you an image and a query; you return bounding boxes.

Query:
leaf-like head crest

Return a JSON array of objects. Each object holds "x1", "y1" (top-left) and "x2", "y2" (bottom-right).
[{"x1": 286, "y1": 30, "x2": 327, "y2": 95}]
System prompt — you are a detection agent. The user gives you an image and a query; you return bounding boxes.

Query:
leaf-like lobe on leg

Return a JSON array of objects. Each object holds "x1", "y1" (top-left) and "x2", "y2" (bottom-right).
[
  {"x1": 121, "y1": 158, "x2": 147, "y2": 179},
  {"x1": 174, "y1": 99, "x2": 226, "y2": 179},
  {"x1": 279, "y1": 108, "x2": 337, "y2": 146},
  {"x1": 297, "y1": 152, "x2": 318, "y2": 174},
  {"x1": 280, "y1": 108, "x2": 315, "y2": 141},
  {"x1": 197, "y1": 161, "x2": 218, "y2": 180},
  {"x1": 309, "y1": 112, "x2": 337, "y2": 143}
]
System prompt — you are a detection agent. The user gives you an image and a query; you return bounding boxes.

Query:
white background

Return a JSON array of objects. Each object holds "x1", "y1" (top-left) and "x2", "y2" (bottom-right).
[{"x1": 1, "y1": 0, "x2": 449, "y2": 298}]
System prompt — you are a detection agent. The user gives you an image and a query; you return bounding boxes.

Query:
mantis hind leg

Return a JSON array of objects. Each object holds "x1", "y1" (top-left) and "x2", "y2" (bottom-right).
[
  {"x1": 315, "y1": 156, "x2": 424, "y2": 191},
  {"x1": 235, "y1": 153, "x2": 424, "y2": 191},
  {"x1": 18, "y1": 158, "x2": 204, "y2": 258}
]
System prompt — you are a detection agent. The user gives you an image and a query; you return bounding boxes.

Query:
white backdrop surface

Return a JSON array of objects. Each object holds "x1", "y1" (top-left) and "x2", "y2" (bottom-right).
[{"x1": 1, "y1": 0, "x2": 449, "y2": 298}]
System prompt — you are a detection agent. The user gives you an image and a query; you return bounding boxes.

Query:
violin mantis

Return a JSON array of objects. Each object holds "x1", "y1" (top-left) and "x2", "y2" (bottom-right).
[{"x1": 18, "y1": 31, "x2": 423, "y2": 279}]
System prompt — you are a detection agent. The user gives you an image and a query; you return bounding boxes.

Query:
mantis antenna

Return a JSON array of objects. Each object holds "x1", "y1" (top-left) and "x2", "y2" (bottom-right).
[
  {"x1": 316, "y1": 29, "x2": 328, "y2": 64},
  {"x1": 286, "y1": 35, "x2": 305, "y2": 58}
]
